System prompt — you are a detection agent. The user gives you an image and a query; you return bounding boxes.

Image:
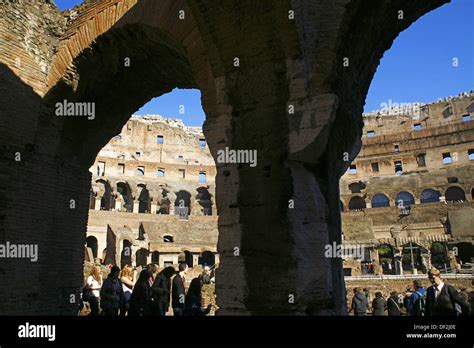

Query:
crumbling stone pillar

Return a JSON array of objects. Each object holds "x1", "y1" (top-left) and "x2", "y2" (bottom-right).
[{"x1": 0, "y1": 0, "x2": 448, "y2": 315}]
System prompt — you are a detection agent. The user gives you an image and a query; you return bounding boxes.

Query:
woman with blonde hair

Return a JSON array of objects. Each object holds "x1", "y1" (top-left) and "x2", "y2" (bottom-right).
[
  {"x1": 86, "y1": 265, "x2": 103, "y2": 315},
  {"x1": 120, "y1": 265, "x2": 137, "y2": 316}
]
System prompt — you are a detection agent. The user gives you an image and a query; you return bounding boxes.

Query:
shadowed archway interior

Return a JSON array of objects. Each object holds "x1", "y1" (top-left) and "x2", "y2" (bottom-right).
[{"x1": 0, "y1": 0, "x2": 448, "y2": 315}]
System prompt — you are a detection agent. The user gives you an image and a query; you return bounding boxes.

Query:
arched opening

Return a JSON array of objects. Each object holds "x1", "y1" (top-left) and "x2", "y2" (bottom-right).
[
  {"x1": 196, "y1": 187, "x2": 213, "y2": 216},
  {"x1": 136, "y1": 248, "x2": 148, "y2": 267},
  {"x1": 175, "y1": 190, "x2": 191, "y2": 216},
  {"x1": 430, "y1": 242, "x2": 448, "y2": 269},
  {"x1": 117, "y1": 182, "x2": 133, "y2": 212},
  {"x1": 348, "y1": 196, "x2": 366, "y2": 210},
  {"x1": 377, "y1": 244, "x2": 395, "y2": 275},
  {"x1": 137, "y1": 184, "x2": 150, "y2": 213},
  {"x1": 96, "y1": 179, "x2": 113, "y2": 210},
  {"x1": 86, "y1": 236, "x2": 98, "y2": 259},
  {"x1": 395, "y1": 191, "x2": 415, "y2": 207},
  {"x1": 157, "y1": 188, "x2": 171, "y2": 215},
  {"x1": 151, "y1": 251, "x2": 159, "y2": 264},
  {"x1": 120, "y1": 240, "x2": 132, "y2": 269},
  {"x1": 371, "y1": 193, "x2": 390, "y2": 208},
  {"x1": 199, "y1": 251, "x2": 215, "y2": 267},
  {"x1": 348, "y1": 182, "x2": 365, "y2": 194},
  {"x1": 184, "y1": 251, "x2": 193, "y2": 268},
  {"x1": 0, "y1": 0, "x2": 452, "y2": 316},
  {"x1": 420, "y1": 189, "x2": 440, "y2": 203},
  {"x1": 454, "y1": 242, "x2": 473, "y2": 264},
  {"x1": 402, "y1": 243, "x2": 425, "y2": 273},
  {"x1": 445, "y1": 186, "x2": 466, "y2": 202}
]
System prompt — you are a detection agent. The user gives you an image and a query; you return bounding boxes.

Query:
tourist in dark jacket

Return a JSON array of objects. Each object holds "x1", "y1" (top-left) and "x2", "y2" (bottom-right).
[
  {"x1": 151, "y1": 266, "x2": 175, "y2": 316},
  {"x1": 349, "y1": 288, "x2": 368, "y2": 316},
  {"x1": 386, "y1": 291, "x2": 401, "y2": 316},
  {"x1": 129, "y1": 269, "x2": 152, "y2": 316},
  {"x1": 426, "y1": 268, "x2": 470, "y2": 316},
  {"x1": 100, "y1": 265, "x2": 123, "y2": 316},
  {"x1": 184, "y1": 278, "x2": 211, "y2": 316},
  {"x1": 372, "y1": 292, "x2": 386, "y2": 316},
  {"x1": 408, "y1": 279, "x2": 426, "y2": 316},
  {"x1": 172, "y1": 263, "x2": 188, "y2": 316}
]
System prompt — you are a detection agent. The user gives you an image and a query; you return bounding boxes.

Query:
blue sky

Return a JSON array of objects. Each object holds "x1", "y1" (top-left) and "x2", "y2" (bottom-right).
[{"x1": 54, "y1": 0, "x2": 473, "y2": 124}]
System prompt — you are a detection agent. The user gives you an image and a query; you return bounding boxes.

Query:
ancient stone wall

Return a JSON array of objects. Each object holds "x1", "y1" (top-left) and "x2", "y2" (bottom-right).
[{"x1": 0, "y1": 0, "x2": 449, "y2": 315}]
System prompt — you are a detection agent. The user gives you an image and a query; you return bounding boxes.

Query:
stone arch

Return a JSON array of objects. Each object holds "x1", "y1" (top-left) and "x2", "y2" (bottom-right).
[
  {"x1": 157, "y1": 188, "x2": 171, "y2": 215},
  {"x1": 371, "y1": 193, "x2": 390, "y2": 208},
  {"x1": 196, "y1": 187, "x2": 213, "y2": 216},
  {"x1": 348, "y1": 196, "x2": 366, "y2": 210},
  {"x1": 348, "y1": 182, "x2": 365, "y2": 194},
  {"x1": 136, "y1": 248, "x2": 148, "y2": 267},
  {"x1": 445, "y1": 186, "x2": 466, "y2": 202},
  {"x1": 96, "y1": 179, "x2": 113, "y2": 210},
  {"x1": 117, "y1": 182, "x2": 133, "y2": 212},
  {"x1": 137, "y1": 183, "x2": 150, "y2": 213},
  {"x1": 86, "y1": 236, "x2": 98, "y2": 259},
  {"x1": 420, "y1": 189, "x2": 440, "y2": 203},
  {"x1": 0, "y1": 0, "x2": 448, "y2": 315},
  {"x1": 175, "y1": 190, "x2": 191, "y2": 216},
  {"x1": 151, "y1": 251, "x2": 159, "y2": 264},
  {"x1": 395, "y1": 191, "x2": 415, "y2": 207}
]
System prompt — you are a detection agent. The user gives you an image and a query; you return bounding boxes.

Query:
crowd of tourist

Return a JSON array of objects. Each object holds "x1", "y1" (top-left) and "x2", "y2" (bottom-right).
[
  {"x1": 81, "y1": 262, "x2": 214, "y2": 316},
  {"x1": 349, "y1": 267, "x2": 472, "y2": 316}
]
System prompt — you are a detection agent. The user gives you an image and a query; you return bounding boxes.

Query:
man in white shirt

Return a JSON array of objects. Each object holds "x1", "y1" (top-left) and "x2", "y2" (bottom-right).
[{"x1": 425, "y1": 267, "x2": 469, "y2": 316}]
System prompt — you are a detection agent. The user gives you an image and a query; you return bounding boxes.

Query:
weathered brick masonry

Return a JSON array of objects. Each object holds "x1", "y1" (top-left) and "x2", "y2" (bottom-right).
[{"x1": 0, "y1": 0, "x2": 448, "y2": 314}]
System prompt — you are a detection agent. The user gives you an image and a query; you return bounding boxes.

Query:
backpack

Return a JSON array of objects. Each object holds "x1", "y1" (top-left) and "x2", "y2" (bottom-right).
[{"x1": 413, "y1": 291, "x2": 426, "y2": 316}]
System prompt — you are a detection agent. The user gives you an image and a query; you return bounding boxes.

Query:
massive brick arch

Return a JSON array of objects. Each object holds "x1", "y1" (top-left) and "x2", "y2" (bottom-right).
[{"x1": 0, "y1": 0, "x2": 447, "y2": 315}]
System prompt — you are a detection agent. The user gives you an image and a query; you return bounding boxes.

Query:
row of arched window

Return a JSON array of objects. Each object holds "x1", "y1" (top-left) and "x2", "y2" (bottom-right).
[{"x1": 344, "y1": 186, "x2": 470, "y2": 211}]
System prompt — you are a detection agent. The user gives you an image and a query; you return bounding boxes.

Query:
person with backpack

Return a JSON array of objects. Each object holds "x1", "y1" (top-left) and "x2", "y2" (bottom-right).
[
  {"x1": 100, "y1": 265, "x2": 124, "y2": 316},
  {"x1": 386, "y1": 291, "x2": 401, "y2": 316},
  {"x1": 349, "y1": 288, "x2": 368, "y2": 316},
  {"x1": 372, "y1": 292, "x2": 386, "y2": 316},
  {"x1": 408, "y1": 279, "x2": 426, "y2": 316},
  {"x1": 425, "y1": 267, "x2": 470, "y2": 316}
]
